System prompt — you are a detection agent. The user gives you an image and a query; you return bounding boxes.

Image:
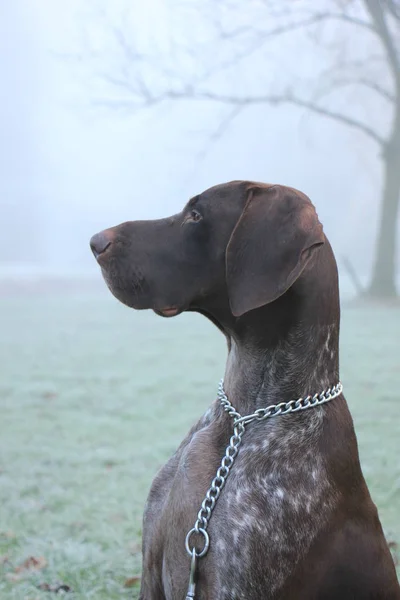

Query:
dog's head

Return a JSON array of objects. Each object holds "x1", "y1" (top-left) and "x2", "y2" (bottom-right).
[{"x1": 90, "y1": 181, "x2": 324, "y2": 318}]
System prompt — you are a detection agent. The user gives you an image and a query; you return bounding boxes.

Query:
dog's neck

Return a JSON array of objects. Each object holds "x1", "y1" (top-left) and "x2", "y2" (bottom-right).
[
  {"x1": 201, "y1": 245, "x2": 340, "y2": 416},
  {"x1": 224, "y1": 318, "x2": 339, "y2": 416}
]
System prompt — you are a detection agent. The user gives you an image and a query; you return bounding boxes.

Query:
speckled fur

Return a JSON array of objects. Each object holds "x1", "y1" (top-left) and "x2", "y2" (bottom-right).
[
  {"x1": 139, "y1": 291, "x2": 398, "y2": 598},
  {"x1": 139, "y1": 324, "x2": 344, "y2": 599},
  {"x1": 94, "y1": 181, "x2": 399, "y2": 599}
]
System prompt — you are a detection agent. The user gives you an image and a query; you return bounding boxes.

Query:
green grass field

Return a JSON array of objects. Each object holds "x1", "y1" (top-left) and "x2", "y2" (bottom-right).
[{"x1": 0, "y1": 290, "x2": 399, "y2": 598}]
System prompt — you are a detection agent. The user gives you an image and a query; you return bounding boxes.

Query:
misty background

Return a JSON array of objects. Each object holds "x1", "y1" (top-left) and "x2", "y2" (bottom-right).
[
  {"x1": 1, "y1": 0, "x2": 397, "y2": 293},
  {"x1": 1, "y1": 2, "x2": 399, "y2": 596}
]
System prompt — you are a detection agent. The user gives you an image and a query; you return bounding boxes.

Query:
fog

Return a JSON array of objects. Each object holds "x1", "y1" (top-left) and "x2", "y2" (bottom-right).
[
  {"x1": 0, "y1": 0, "x2": 396, "y2": 287},
  {"x1": 1, "y1": 4, "x2": 399, "y2": 593}
]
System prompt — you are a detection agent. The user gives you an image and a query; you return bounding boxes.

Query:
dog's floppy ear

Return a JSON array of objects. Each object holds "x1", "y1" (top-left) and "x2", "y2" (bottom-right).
[{"x1": 226, "y1": 185, "x2": 324, "y2": 317}]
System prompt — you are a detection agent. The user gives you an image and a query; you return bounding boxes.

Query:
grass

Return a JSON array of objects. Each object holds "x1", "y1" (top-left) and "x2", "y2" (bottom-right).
[{"x1": 0, "y1": 289, "x2": 399, "y2": 598}]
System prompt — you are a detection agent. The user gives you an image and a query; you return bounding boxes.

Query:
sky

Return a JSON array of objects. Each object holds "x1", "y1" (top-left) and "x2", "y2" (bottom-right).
[{"x1": 0, "y1": 0, "x2": 395, "y2": 278}]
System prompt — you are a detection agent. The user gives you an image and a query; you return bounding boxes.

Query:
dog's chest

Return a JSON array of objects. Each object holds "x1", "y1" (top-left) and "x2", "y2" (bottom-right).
[
  {"x1": 146, "y1": 409, "x2": 335, "y2": 599},
  {"x1": 205, "y1": 426, "x2": 332, "y2": 594}
]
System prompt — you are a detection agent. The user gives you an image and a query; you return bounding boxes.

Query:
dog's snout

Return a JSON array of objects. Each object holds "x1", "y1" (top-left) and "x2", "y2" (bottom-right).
[{"x1": 90, "y1": 230, "x2": 114, "y2": 260}]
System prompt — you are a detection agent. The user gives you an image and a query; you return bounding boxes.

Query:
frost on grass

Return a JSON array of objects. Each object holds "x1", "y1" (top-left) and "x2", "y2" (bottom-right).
[{"x1": 0, "y1": 296, "x2": 399, "y2": 597}]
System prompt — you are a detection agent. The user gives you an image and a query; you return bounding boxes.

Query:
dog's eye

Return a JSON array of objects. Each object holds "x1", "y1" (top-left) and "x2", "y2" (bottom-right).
[{"x1": 190, "y1": 210, "x2": 202, "y2": 222}]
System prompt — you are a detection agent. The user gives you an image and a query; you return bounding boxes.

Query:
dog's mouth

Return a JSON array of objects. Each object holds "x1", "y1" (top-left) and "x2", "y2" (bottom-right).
[
  {"x1": 154, "y1": 307, "x2": 182, "y2": 318},
  {"x1": 100, "y1": 265, "x2": 184, "y2": 317}
]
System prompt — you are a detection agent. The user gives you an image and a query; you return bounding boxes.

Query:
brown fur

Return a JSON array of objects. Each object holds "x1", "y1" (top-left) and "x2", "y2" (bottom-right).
[{"x1": 90, "y1": 181, "x2": 400, "y2": 599}]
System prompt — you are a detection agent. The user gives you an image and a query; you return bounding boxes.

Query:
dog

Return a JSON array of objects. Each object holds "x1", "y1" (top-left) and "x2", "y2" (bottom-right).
[{"x1": 90, "y1": 181, "x2": 400, "y2": 599}]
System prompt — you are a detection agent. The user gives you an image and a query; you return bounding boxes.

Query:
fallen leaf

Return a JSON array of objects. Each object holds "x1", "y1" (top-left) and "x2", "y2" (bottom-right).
[
  {"x1": 37, "y1": 582, "x2": 72, "y2": 593},
  {"x1": 15, "y1": 556, "x2": 47, "y2": 573},
  {"x1": 110, "y1": 513, "x2": 125, "y2": 523},
  {"x1": 124, "y1": 576, "x2": 141, "y2": 588},
  {"x1": 69, "y1": 521, "x2": 86, "y2": 531},
  {"x1": 5, "y1": 573, "x2": 22, "y2": 583},
  {"x1": 128, "y1": 541, "x2": 141, "y2": 555},
  {"x1": 0, "y1": 530, "x2": 16, "y2": 539},
  {"x1": 42, "y1": 391, "x2": 57, "y2": 400}
]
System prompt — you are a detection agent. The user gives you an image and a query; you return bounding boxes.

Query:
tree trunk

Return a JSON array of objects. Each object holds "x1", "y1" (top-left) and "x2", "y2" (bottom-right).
[{"x1": 367, "y1": 126, "x2": 400, "y2": 298}]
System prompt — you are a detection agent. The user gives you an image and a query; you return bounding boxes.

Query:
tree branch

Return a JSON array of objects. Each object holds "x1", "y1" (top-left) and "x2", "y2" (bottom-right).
[
  {"x1": 207, "y1": 91, "x2": 383, "y2": 146},
  {"x1": 105, "y1": 8, "x2": 376, "y2": 101},
  {"x1": 314, "y1": 10, "x2": 375, "y2": 32},
  {"x1": 284, "y1": 93, "x2": 385, "y2": 146},
  {"x1": 384, "y1": 0, "x2": 400, "y2": 23},
  {"x1": 85, "y1": 0, "x2": 395, "y2": 152},
  {"x1": 94, "y1": 87, "x2": 385, "y2": 147},
  {"x1": 357, "y1": 77, "x2": 396, "y2": 103},
  {"x1": 194, "y1": 105, "x2": 244, "y2": 163},
  {"x1": 313, "y1": 72, "x2": 395, "y2": 105},
  {"x1": 363, "y1": 0, "x2": 400, "y2": 85}
]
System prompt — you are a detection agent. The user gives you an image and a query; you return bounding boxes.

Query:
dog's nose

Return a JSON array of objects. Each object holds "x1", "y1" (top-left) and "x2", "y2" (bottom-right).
[{"x1": 90, "y1": 230, "x2": 113, "y2": 259}]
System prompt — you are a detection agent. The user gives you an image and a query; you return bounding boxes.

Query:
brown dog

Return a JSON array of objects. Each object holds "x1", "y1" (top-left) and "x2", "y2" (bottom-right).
[{"x1": 91, "y1": 181, "x2": 400, "y2": 599}]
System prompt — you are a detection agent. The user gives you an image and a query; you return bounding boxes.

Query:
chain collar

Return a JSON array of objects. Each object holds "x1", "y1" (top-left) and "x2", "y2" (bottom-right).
[
  {"x1": 218, "y1": 379, "x2": 343, "y2": 425},
  {"x1": 184, "y1": 379, "x2": 343, "y2": 599}
]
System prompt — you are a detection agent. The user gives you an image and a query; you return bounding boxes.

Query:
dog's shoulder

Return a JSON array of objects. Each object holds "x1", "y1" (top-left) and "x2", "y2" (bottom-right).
[{"x1": 144, "y1": 401, "x2": 220, "y2": 516}]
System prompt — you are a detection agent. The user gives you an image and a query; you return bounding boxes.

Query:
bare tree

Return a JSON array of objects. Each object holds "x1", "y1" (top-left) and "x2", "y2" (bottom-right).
[{"x1": 88, "y1": 0, "x2": 400, "y2": 298}]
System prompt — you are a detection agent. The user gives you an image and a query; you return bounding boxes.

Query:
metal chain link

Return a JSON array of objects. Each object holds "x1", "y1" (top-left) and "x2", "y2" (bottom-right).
[
  {"x1": 185, "y1": 386, "x2": 246, "y2": 559},
  {"x1": 233, "y1": 381, "x2": 343, "y2": 426},
  {"x1": 184, "y1": 378, "x2": 343, "y2": 597}
]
